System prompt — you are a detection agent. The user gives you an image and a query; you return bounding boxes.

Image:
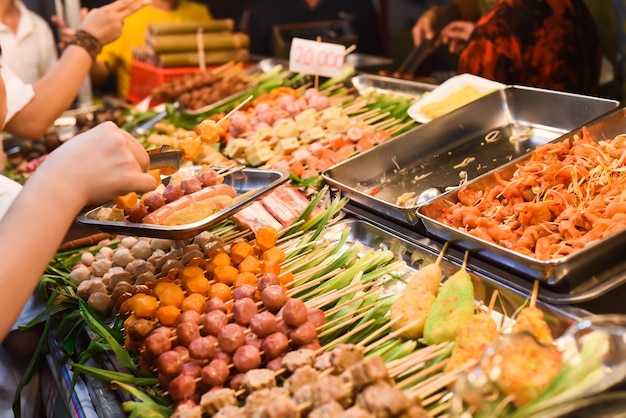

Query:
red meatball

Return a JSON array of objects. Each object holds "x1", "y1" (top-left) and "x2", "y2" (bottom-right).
[
  {"x1": 261, "y1": 332, "x2": 289, "y2": 359},
  {"x1": 176, "y1": 322, "x2": 201, "y2": 348},
  {"x1": 266, "y1": 356, "x2": 283, "y2": 372},
  {"x1": 257, "y1": 273, "x2": 280, "y2": 293},
  {"x1": 307, "y1": 308, "x2": 326, "y2": 328},
  {"x1": 157, "y1": 350, "x2": 183, "y2": 377},
  {"x1": 143, "y1": 193, "x2": 166, "y2": 212},
  {"x1": 181, "y1": 360, "x2": 202, "y2": 378},
  {"x1": 168, "y1": 374, "x2": 196, "y2": 402},
  {"x1": 158, "y1": 372, "x2": 172, "y2": 389},
  {"x1": 197, "y1": 170, "x2": 218, "y2": 187},
  {"x1": 233, "y1": 345, "x2": 262, "y2": 373},
  {"x1": 205, "y1": 297, "x2": 228, "y2": 313},
  {"x1": 181, "y1": 177, "x2": 202, "y2": 195},
  {"x1": 125, "y1": 203, "x2": 148, "y2": 223},
  {"x1": 151, "y1": 326, "x2": 172, "y2": 338},
  {"x1": 163, "y1": 184, "x2": 184, "y2": 202},
  {"x1": 282, "y1": 299, "x2": 308, "y2": 327},
  {"x1": 144, "y1": 332, "x2": 172, "y2": 357},
  {"x1": 214, "y1": 349, "x2": 232, "y2": 365},
  {"x1": 202, "y1": 310, "x2": 228, "y2": 337},
  {"x1": 188, "y1": 336, "x2": 217, "y2": 360},
  {"x1": 201, "y1": 359, "x2": 230, "y2": 387},
  {"x1": 217, "y1": 323, "x2": 245, "y2": 353},
  {"x1": 290, "y1": 321, "x2": 317, "y2": 346},
  {"x1": 232, "y1": 297, "x2": 258, "y2": 326},
  {"x1": 232, "y1": 284, "x2": 256, "y2": 300},
  {"x1": 245, "y1": 332, "x2": 263, "y2": 350},
  {"x1": 276, "y1": 319, "x2": 292, "y2": 335},
  {"x1": 301, "y1": 338, "x2": 321, "y2": 352},
  {"x1": 261, "y1": 285, "x2": 287, "y2": 313},
  {"x1": 229, "y1": 373, "x2": 244, "y2": 391},
  {"x1": 179, "y1": 310, "x2": 202, "y2": 325},
  {"x1": 249, "y1": 311, "x2": 277, "y2": 338},
  {"x1": 173, "y1": 345, "x2": 189, "y2": 359}
]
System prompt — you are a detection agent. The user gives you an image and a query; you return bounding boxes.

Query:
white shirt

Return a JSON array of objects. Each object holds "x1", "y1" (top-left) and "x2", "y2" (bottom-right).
[
  {"x1": 0, "y1": 58, "x2": 35, "y2": 123},
  {"x1": 0, "y1": 1, "x2": 57, "y2": 84}
]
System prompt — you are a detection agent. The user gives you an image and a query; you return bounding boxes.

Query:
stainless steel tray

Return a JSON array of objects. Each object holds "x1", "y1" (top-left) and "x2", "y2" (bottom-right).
[
  {"x1": 417, "y1": 107, "x2": 626, "y2": 292},
  {"x1": 325, "y1": 218, "x2": 584, "y2": 337},
  {"x1": 322, "y1": 86, "x2": 619, "y2": 226},
  {"x1": 77, "y1": 167, "x2": 289, "y2": 240},
  {"x1": 349, "y1": 73, "x2": 435, "y2": 99}
]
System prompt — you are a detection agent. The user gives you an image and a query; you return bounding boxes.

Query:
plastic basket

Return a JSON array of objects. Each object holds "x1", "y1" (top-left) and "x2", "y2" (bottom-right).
[{"x1": 127, "y1": 60, "x2": 200, "y2": 104}]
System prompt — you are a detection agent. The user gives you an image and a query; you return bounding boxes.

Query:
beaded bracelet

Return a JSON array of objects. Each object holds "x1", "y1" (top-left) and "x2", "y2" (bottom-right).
[{"x1": 67, "y1": 29, "x2": 102, "y2": 61}]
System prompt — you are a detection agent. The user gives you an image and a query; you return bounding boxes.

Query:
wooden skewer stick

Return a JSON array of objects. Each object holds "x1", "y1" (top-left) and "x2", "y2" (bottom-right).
[
  {"x1": 216, "y1": 95, "x2": 254, "y2": 126},
  {"x1": 344, "y1": 44, "x2": 357, "y2": 56},
  {"x1": 396, "y1": 357, "x2": 450, "y2": 390},
  {"x1": 363, "y1": 317, "x2": 426, "y2": 353},
  {"x1": 356, "y1": 313, "x2": 403, "y2": 348},
  {"x1": 421, "y1": 389, "x2": 451, "y2": 408},
  {"x1": 318, "y1": 308, "x2": 371, "y2": 338},
  {"x1": 387, "y1": 342, "x2": 450, "y2": 378},
  {"x1": 530, "y1": 279, "x2": 540, "y2": 309},
  {"x1": 319, "y1": 318, "x2": 377, "y2": 352}
]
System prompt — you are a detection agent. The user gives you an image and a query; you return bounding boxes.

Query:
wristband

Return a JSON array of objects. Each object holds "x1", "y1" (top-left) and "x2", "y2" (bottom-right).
[{"x1": 67, "y1": 29, "x2": 102, "y2": 61}]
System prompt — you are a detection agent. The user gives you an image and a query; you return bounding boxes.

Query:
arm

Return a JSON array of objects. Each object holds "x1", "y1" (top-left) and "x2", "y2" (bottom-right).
[
  {"x1": 6, "y1": 0, "x2": 149, "y2": 139},
  {"x1": 412, "y1": 0, "x2": 479, "y2": 46},
  {"x1": 0, "y1": 122, "x2": 156, "y2": 340}
]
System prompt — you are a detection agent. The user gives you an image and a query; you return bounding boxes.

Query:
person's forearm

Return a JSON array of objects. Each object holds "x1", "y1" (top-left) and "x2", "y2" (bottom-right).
[
  {"x1": 0, "y1": 174, "x2": 85, "y2": 339},
  {"x1": 4, "y1": 45, "x2": 93, "y2": 139}
]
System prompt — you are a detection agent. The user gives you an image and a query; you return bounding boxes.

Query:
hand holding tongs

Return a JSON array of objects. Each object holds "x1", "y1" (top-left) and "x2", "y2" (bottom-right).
[{"x1": 148, "y1": 145, "x2": 183, "y2": 174}]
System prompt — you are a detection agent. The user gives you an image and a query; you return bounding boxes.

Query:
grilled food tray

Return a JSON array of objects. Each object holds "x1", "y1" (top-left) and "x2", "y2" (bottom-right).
[
  {"x1": 417, "y1": 107, "x2": 626, "y2": 291},
  {"x1": 349, "y1": 73, "x2": 435, "y2": 99},
  {"x1": 77, "y1": 167, "x2": 289, "y2": 240},
  {"x1": 323, "y1": 86, "x2": 619, "y2": 227},
  {"x1": 325, "y1": 218, "x2": 583, "y2": 337}
]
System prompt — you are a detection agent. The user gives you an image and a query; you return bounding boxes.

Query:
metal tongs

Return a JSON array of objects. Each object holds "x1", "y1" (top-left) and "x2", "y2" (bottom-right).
[
  {"x1": 396, "y1": 36, "x2": 437, "y2": 76},
  {"x1": 148, "y1": 145, "x2": 183, "y2": 173}
]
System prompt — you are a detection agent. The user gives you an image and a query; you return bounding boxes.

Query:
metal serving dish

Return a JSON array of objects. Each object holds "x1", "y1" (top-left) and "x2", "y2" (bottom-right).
[
  {"x1": 417, "y1": 107, "x2": 626, "y2": 292},
  {"x1": 324, "y1": 218, "x2": 583, "y2": 338},
  {"x1": 323, "y1": 86, "x2": 619, "y2": 226},
  {"x1": 349, "y1": 73, "x2": 435, "y2": 99},
  {"x1": 77, "y1": 167, "x2": 289, "y2": 240}
]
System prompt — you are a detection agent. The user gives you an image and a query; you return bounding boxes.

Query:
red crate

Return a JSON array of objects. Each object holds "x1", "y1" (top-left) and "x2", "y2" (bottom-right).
[{"x1": 127, "y1": 60, "x2": 200, "y2": 104}]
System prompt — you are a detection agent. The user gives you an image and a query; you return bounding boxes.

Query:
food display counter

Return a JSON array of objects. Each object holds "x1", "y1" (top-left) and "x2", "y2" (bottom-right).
[{"x1": 19, "y1": 64, "x2": 626, "y2": 418}]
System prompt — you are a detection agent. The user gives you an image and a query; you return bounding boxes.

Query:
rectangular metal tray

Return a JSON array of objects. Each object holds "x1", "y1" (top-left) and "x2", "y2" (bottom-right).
[
  {"x1": 417, "y1": 107, "x2": 626, "y2": 292},
  {"x1": 349, "y1": 73, "x2": 435, "y2": 99},
  {"x1": 76, "y1": 167, "x2": 289, "y2": 240},
  {"x1": 325, "y1": 218, "x2": 583, "y2": 337},
  {"x1": 322, "y1": 86, "x2": 619, "y2": 227}
]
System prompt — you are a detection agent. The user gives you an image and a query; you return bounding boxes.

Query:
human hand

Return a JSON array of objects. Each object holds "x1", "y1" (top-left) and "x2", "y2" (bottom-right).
[
  {"x1": 412, "y1": 3, "x2": 461, "y2": 46},
  {"x1": 440, "y1": 20, "x2": 475, "y2": 54},
  {"x1": 79, "y1": 0, "x2": 151, "y2": 46},
  {"x1": 37, "y1": 122, "x2": 156, "y2": 207}
]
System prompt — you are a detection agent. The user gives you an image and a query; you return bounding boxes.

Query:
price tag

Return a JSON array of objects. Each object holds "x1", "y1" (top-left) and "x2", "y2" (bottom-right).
[{"x1": 289, "y1": 37, "x2": 346, "y2": 78}]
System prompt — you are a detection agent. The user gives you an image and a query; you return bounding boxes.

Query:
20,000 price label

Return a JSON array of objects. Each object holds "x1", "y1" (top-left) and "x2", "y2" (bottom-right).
[{"x1": 289, "y1": 37, "x2": 346, "y2": 78}]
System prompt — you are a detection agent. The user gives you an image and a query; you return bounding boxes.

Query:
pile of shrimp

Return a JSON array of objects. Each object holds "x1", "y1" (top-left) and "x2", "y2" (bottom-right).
[{"x1": 438, "y1": 126, "x2": 626, "y2": 260}]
